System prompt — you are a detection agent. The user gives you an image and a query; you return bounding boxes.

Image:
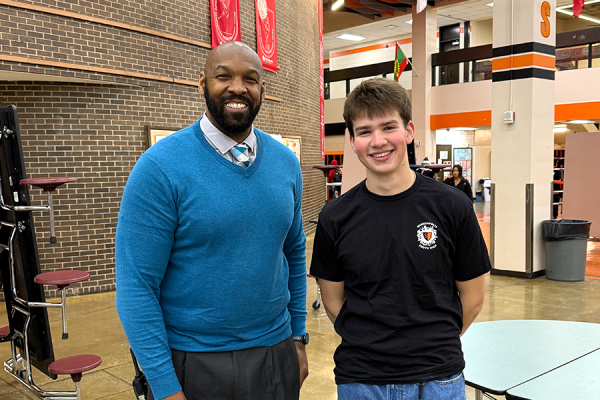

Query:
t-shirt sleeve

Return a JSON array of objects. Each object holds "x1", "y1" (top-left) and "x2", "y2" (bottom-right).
[
  {"x1": 452, "y1": 203, "x2": 492, "y2": 281},
  {"x1": 309, "y1": 214, "x2": 345, "y2": 282}
]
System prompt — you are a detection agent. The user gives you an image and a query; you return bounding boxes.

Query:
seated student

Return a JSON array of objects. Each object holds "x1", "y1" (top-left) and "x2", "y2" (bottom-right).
[
  {"x1": 328, "y1": 160, "x2": 343, "y2": 198},
  {"x1": 310, "y1": 78, "x2": 491, "y2": 400}
]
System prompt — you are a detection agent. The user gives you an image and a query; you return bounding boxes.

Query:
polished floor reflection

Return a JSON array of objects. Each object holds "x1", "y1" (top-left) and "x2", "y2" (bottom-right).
[{"x1": 0, "y1": 202, "x2": 598, "y2": 399}]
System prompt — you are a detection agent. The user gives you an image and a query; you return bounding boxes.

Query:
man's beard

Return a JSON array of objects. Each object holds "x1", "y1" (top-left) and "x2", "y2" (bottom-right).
[{"x1": 204, "y1": 84, "x2": 263, "y2": 137}]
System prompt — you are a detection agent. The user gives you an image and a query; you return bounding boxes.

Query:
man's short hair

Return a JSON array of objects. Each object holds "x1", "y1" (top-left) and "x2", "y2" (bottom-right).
[{"x1": 343, "y1": 78, "x2": 412, "y2": 137}]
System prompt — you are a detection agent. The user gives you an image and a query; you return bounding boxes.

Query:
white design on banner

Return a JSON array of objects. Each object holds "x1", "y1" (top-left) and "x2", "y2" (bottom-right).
[
  {"x1": 212, "y1": 0, "x2": 238, "y2": 44},
  {"x1": 417, "y1": 0, "x2": 427, "y2": 14}
]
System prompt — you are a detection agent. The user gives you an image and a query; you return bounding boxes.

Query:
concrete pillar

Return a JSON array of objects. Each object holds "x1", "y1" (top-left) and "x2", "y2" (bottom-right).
[
  {"x1": 411, "y1": 4, "x2": 437, "y2": 164},
  {"x1": 490, "y1": 0, "x2": 556, "y2": 277}
]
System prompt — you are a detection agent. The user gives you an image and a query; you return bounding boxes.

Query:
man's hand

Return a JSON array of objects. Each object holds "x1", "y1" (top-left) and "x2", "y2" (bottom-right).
[
  {"x1": 294, "y1": 341, "x2": 309, "y2": 388},
  {"x1": 162, "y1": 391, "x2": 187, "y2": 400}
]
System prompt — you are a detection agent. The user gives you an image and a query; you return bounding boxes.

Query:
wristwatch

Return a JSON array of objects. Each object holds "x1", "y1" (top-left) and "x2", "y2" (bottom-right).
[{"x1": 293, "y1": 333, "x2": 309, "y2": 345}]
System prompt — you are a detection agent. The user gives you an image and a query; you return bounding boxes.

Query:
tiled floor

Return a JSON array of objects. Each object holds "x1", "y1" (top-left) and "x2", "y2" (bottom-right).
[{"x1": 0, "y1": 201, "x2": 599, "y2": 399}]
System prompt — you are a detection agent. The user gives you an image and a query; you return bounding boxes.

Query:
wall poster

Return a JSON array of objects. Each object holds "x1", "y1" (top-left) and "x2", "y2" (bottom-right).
[{"x1": 453, "y1": 147, "x2": 473, "y2": 185}]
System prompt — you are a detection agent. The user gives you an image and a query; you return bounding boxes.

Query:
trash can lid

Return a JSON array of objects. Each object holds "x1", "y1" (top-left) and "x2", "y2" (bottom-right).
[{"x1": 542, "y1": 219, "x2": 591, "y2": 241}]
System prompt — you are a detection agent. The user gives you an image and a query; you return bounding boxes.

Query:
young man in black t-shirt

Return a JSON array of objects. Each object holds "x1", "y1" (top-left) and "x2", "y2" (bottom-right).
[{"x1": 310, "y1": 78, "x2": 491, "y2": 400}]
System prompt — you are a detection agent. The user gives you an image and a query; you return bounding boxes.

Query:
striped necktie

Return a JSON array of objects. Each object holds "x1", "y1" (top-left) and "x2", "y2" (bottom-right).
[{"x1": 231, "y1": 144, "x2": 250, "y2": 167}]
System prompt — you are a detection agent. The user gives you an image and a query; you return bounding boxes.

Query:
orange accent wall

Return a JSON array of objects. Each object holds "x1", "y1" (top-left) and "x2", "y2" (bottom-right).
[
  {"x1": 555, "y1": 101, "x2": 600, "y2": 121},
  {"x1": 430, "y1": 102, "x2": 600, "y2": 129},
  {"x1": 430, "y1": 111, "x2": 492, "y2": 129},
  {"x1": 330, "y1": 38, "x2": 412, "y2": 59}
]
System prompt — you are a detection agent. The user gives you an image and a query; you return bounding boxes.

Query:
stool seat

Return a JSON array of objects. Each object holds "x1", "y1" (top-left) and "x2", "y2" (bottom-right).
[
  {"x1": 34, "y1": 270, "x2": 90, "y2": 287},
  {"x1": 312, "y1": 165, "x2": 339, "y2": 178},
  {"x1": 0, "y1": 326, "x2": 10, "y2": 339},
  {"x1": 20, "y1": 177, "x2": 77, "y2": 192},
  {"x1": 48, "y1": 355, "x2": 102, "y2": 380}
]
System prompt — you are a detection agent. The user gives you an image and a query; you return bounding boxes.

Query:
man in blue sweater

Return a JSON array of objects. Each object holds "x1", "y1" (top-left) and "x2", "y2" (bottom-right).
[{"x1": 116, "y1": 41, "x2": 308, "y2": 400}]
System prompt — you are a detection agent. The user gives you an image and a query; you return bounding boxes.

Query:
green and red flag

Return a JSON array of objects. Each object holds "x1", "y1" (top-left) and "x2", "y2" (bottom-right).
[{"x1": 394, "y1": 43, "x2": 408, "y2": 82}]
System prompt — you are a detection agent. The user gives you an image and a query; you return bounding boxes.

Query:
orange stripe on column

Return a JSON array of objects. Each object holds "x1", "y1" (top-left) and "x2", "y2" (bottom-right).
[
  {"x1": 555, "y1": 102, "x2": 600, "y2": 121},
  {"x1": 492, "y1": 57, "x2": 512, "y2": 71},
  {"x1": 430, "y1": 111, "x2": 492, "y2": 130},
  {"x1": 513, "y1": 53, "x2": 555, "y2": 69}
]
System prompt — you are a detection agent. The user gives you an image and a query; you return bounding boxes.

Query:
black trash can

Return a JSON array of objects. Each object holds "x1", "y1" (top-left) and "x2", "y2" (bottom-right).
[{"x1": 542, "y1": 219, "x2": 591, "y2": 281}]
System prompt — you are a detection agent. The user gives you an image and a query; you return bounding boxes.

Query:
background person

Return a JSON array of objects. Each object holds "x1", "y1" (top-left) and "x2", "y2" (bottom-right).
[
  {"x1": 328, "y1": 159, "x2": 342, "y2": 198},
  {"x1": 116, "y1": 41, "x2": 308, "y2": 400},
  {"x1": 444, "y1": 164, "x2": 473, "y2": 201},
  {"x1": 310, "y1": 78, "x2": 490, "y2": 400}
]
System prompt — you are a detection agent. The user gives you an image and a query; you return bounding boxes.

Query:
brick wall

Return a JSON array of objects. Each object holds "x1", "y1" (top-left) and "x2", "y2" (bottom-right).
[{"x1": 0, "y1": 0, "x2": 324, "y2": 298}]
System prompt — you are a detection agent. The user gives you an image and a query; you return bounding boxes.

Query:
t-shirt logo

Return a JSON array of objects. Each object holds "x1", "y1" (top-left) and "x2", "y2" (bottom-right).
[{"x1": 417, "y1": 222, "x2": 438, "y2": 250}]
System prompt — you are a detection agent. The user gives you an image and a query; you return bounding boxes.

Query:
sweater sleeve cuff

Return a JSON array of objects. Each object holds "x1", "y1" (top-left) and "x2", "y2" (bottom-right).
[
  {"x1": 290, "y1": 315, "x2": 306, "y2": 337},
  {"x1": 147, "y1": 368, "x2": 182, "y2": 400}
]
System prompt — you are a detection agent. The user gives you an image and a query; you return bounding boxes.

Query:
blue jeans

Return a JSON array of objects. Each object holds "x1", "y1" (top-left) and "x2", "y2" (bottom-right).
[{"x1": 337, "y1": 373, "x2": 466, "y2": 400}]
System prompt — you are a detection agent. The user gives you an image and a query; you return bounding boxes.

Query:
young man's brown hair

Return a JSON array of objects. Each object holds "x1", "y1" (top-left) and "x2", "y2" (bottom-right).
[{"x1": 343, "y1": 78, "x2": 412, "y2": 137}]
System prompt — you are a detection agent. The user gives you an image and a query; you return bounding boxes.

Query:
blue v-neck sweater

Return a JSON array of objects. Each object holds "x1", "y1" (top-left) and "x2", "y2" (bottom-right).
[{"x1": 116, "y1": 119, "x2": 307, "y2": 399}]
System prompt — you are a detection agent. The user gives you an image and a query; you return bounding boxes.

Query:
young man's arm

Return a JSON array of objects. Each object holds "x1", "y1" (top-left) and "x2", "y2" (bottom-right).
[
  {"x1": 318, "y1": 279, "x2": 346, "y2": 324},
  {"x1": 455, "y1": 274, "x2": 486, "y2": 337}
]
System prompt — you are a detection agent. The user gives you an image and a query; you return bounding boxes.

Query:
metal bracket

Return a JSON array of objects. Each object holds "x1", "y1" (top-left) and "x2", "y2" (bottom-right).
[{"x1": 2, "y1": 126, "x2": 14, "y2": 137}]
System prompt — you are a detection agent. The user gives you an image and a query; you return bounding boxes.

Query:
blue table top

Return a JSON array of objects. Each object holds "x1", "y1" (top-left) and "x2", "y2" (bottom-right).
[
  {"x1": 505, "y1": 349, "x2": 600, "y2": 400},
  {"x1": 461, "y1": 320, "x2": 600, "y2": 395}
]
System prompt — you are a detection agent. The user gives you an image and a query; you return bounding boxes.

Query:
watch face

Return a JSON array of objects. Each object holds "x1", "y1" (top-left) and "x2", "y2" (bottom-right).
[{"x1": 293, "y1": 333, "x2": 309, "y2": 344}]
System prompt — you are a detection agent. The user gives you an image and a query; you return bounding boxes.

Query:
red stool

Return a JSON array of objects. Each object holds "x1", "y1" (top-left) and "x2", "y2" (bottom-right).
[
  {"x1": 0, "y1": 326, "x2": 10, "y2": 343},
  {"x1": 49, "y1": 354, "x2": 102, "y2": 399},
  {"x1": 20, "y1": 177, "x2": 77, "y2": 243},
  {"x1": 35, "y1": 270, "x2": 90, "y2": 339}
]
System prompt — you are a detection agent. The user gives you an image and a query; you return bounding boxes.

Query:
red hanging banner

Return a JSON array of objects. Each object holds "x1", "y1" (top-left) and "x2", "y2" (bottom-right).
[
  {"x1": 318, "y1": 0, "x2": 325, "y2": 159},
  {"x1": 255, "y1": 0, "x2": 278, "y2": 73},
  {"x1": 210, "y1": 0, "x2": 241, "y2": 48}
]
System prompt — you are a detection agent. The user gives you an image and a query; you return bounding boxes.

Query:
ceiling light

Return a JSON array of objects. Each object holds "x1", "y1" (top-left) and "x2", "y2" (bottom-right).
[
  {"x1": 486, "y1": 2, "x2": 494, "y2": 6},
  {"x1": 450, "y1": 127, "x2": 477, "y2": 131},
  {"x1": 556, "y1": 2, "x2": 600, "y2": 24},
  {"x1": 554, "y1": 127, "x2": 569, "y2": 133},
  {"x1": 557, "y1": 0, "x2": 600, "y2": 9},
  {"x1": 337, "y1": 34, "x2": 366, "y2": 41},
  {"x1": 406, "y1": 19, "x2": 413, "y2": 24},
  {"x1": 332, "y1": 0, "x2": 344, "y2": 11},
  {"x1": 568, "y1": 120, "x2": 596, "y2": 124},
  {"x1": 554, "y1": 124, "x2": 567, "y2": 128}
]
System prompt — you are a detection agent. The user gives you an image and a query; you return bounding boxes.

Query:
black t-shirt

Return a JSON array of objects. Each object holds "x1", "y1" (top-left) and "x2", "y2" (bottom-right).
[{"x1": 310, "y1": 173, "x2": 491, "y2": 385}]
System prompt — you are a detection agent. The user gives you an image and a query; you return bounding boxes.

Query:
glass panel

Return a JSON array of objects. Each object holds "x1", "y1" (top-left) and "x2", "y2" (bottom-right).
[
  {"x1": 555, "y1": 45, "x2": 589, "y2": 71},
  {"x1": 473, "y1": 59, "x2": 492, "y2": 82},
  {"x1": 592, "y1": 44, "x2": 600, "y2": 68},
  {"x1": 349, "y1": 76, "x2": 380, "y2": 93},
  {"x1": 439, "y1": 63, "x2": 460, "y2": 85},
  {"x1": 329, "y1": 81, "x2": 346, "y2": 99},
  {"x1": 397, "y1": 71, "x2": 412, "y2": 90}
]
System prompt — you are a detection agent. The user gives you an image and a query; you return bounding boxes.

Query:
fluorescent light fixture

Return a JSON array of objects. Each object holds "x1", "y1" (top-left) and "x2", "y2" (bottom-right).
[
  {"x1": 554, "y1": 124, "x2": 567, "y2": 128},
  {"x1": 332, "y1": 0, "x2": 344, "y2": 11},
  {"x1": 452, "y1": 40, "x2": 459, "y2": 45},
  {"x1": 406, "y1": 19, "x2": 413, "y2": 24},
  {"x1": 557, "y1": 0, "x2": 600, "y2": 9},
  {"x1": 337, "y1": 33, "x2": 366, "y2": 41},
  {"x1": 554, "y1": 127, "x2": 569, "y2": 133},
  {"x1": 568, "y1": 120, "x2": 595, "y2": 124},
  {"x1": 450, "y1": 127, "x2": 477, "y2": 131},
  {"x1": 556, "y1": 0, "x2": 600, "y2": 24},
  {"x1": 486, "y1": 2, "x2": 494, "y2": 6}
]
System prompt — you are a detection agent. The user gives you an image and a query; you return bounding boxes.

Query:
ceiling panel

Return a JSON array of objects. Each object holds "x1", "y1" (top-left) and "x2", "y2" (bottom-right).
[{"x1": 324, "y1": 0, "x2": 493, "y2": 54}]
